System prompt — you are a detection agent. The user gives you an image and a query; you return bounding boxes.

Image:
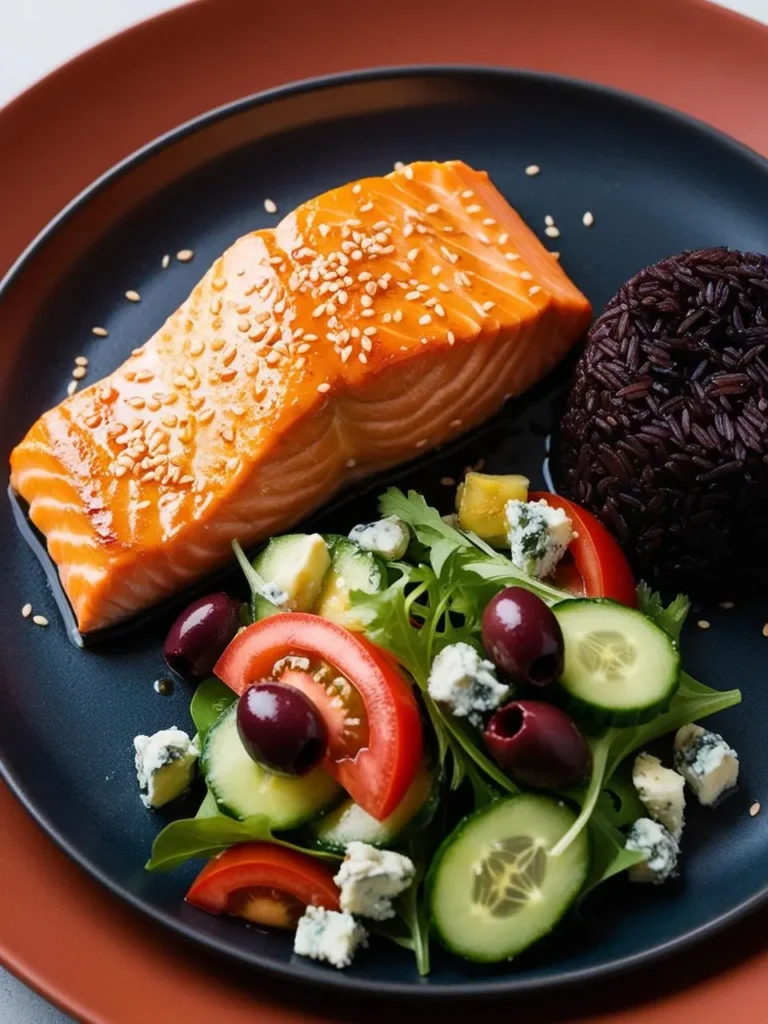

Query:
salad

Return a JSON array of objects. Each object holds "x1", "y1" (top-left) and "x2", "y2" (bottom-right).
[{"x1": 135, "y1": 474, "x2": 741, "y2": 974}]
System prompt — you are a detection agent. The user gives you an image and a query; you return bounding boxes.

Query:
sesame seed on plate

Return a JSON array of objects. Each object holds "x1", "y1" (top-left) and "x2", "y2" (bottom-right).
[
  {"x1": 441, "y1": 477, "x2": 456, "y2": 486},
  {"x1": 264, "y1": 198, "x2": 278, "y2": 214},
  {"x1": 762, "y1": 623, "x2": 768, "y2": 637},
  {"x1": 545, "y1": 226, "x2": 561, "y2": 239},
  {"x1": 125, "y1": 290, "x2": 141, "y2": 302},
  {"x1": 393, "y1": 161, "x2": 405, "y2": 171},
  {"x1": 74, "y1": 355, "x2": 88, "y2": 366},
  {"x1": 719, "y1": 600, "x2": 735, "y2": 609},
  {"x1": 317, "y1": 382, "x2": 331, "y2": 393},
  {"x1": 525, "y1": 165, "x2": 540, "y2": 176},
  {"x1": 161, "y1": 254, "x2": 171, "y2": 269},
  {"x1": 32, "y1": 615, "x2": 49, "y2": 627},
  {"x1": 550, "y1": 251, "x2": 561, "y2": 260},
  {"x1": 583, "y1": 211, "x2": 595, "y2": 227},
  {"x1": 72, "y1": 366, "x2": 87, "y2": 380},
  {"x1": 21, "y1": 603, "x2": 32, "y2": 618},
  {"x1": 697, "y1": 619, "x2": 711, "y2": 630},
  {"x1": 92, "y1": 326, "x2": 108, "y2": 337},
  {"x1": 750, "y1": 801, "x2": 761, "y2": 817},
  {"x1": 67, "y1": 380, "x2": 78, "y2": 396},
  {"x1": 544, "y1": 215, "x2": 555, "y2": 227},
  {"x1": 176, "y1": 249, "x2": 195, "y2": 262}
]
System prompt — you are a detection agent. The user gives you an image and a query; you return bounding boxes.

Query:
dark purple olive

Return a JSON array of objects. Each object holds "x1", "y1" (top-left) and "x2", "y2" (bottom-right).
[
  {"x1": 164, "y1": 592, "x2": 241, "y2": 680},
  {"x1": 484, "y1": 700, "x2": 591, "y2": 789},
  {"x1": 482, "y1": 586, "x2": 564, "y2": 686},
  {"x1": 237, "y1": 682, "x2": 327, "y2": 776}
]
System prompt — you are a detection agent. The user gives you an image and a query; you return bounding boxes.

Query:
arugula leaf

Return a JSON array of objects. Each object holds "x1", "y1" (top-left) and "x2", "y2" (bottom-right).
[
  {"x1": 636, "y1": 583, "x2": 690, "y2": 640},
  {"x1": 190, "y1": 677, "x2": 236, "y2": 745},
  {"x1": 584, "y1": 810, "x2": 645, "y2": 891},
  {"x1": 146, "y1": 812, "x2": 340, "y2": 872}
]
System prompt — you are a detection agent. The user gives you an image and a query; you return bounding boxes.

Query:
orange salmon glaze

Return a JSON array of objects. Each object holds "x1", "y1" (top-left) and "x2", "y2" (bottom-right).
[{"x1": 10, "y1": 161, "x2": 591, "y2": 633}]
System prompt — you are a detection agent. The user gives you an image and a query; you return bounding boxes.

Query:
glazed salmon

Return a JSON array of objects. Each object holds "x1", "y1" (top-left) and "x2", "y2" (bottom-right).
[{"x1": 10, "y1": 160, "x2": 591, "y2": 633}]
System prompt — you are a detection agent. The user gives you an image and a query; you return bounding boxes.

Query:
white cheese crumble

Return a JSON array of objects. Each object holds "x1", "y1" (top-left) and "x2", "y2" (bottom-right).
[
  {"x1": 625, "y1": 817, "x2": 679, "y2": 884},
  {"x1": 134, "y1": 727, "x2": 199, "y2": 809},
  {"x1": 261, "y1": 582, "x2": 289, "y2": 607},
  {"x1": 505, "y1": 499, "x2": 573, "y2": 579},
  {"x1": 427, "y1": 642, "x2": 510, "y2": 727},
  {"x1": 349, "y1": 516, "x2": 410, "y2": 560},
  {"x1": 333, "y1": 842, "x2": 416, "y2": 921},
  {"x1": 674, "y1": 724, "x2": 739, "y2": 806},
  {"x1": 632, "y1": 752, "x2": 686, "y2": 840},
  {"x1": 293, "y1": 905, "x2": 368, "y2": 969}
]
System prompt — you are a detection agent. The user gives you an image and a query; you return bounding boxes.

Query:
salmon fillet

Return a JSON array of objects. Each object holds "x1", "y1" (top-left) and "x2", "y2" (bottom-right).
[{"x1": 10, "y1": 160, "x2": 591, "y2": 633}]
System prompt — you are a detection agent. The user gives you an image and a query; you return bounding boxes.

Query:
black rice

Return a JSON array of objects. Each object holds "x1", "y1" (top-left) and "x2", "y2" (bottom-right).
[{"x1": 557, "y1": 247, "x2": 768, "y2": 592}]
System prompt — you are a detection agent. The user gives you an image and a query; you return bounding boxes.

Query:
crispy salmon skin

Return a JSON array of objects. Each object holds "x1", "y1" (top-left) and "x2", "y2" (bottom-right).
[{"x1": 10, "y1": 160, "x2": 591, "y2": 632}]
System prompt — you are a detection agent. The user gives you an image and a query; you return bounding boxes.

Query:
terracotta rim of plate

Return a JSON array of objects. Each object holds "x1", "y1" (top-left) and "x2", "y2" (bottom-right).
[{"x1": 0, "y1": 0, "x2": 766, "y2": 1020}]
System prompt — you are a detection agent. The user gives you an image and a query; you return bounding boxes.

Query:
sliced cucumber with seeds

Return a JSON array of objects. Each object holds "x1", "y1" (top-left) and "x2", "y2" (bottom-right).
[
  {"x1": 315, "y1": 535, "x2": 387, "y2": 630},
  {"x1": 309, "y1": 758, "x2": 440, "y2": 853},
  {"x1": 427, "y1": 794, "x2": 589, "y2": 962},
  {"x1": 202, "y1": 704, "x2": 341, "y2": 827},
  {"x1": 251, "y1": 533, "x2": 331, "y2": 620},
  {"x1": 553, "y1": 598, "x2": 680, "y2": 727}
]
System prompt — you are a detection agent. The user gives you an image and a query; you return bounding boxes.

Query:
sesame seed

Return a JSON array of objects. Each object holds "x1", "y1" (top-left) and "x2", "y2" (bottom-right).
[
  {"x1": 317, "y1": 382, "x2": 331, "y2": 393},
  {"x1": 21, "y1": 603, "x2": 32, "y2": 618},
  {"x1": 74, "y1": 355, "x2": 89, "y2": 367},
  {"x1": 583, "y1": 211, "x2": 595, "y2": 227},
  {"x1": 482, "y1": 218, "x2": 496, "y2": 226},
  {"x1": 434, "y1": 303, "x2": 445, "y2": 317},
  {"x1": 176, "y1": 249, "x2": 194, "y2": 262},
  {"x1": 359, "y1": 201, "x2": 374, "y2": 213},
  {"x1": 477, "y1": 232, "x2": 490, "y2": 245},
  {"x1": 336, "y1": 290, "x2": 349, "y2": 305},
  {"x1": 697, "y1": 619, "x2": 711, "y2": 630},
  {"x1": 394, "y1": 161, "x2": 405, "y2": 171},
  {"x1": 264, "y1": 198, "x2": 278, "y2": 214},
  {"x1": 545, "y1": 226, "x2": 561, "y2": 239},
  {"x1": 446, "y1": 330, "x2": 455, "y2": 345},
  {"x1": 32, "y1": 615, "x2": 48, "y2": 627},
  {"x1": 425, "y1": 203, "x2": 440, "y2": 215},
  {"x1": 360, "y1": 309, "x2": 375, "y2": 318},
  {"x1": 520, "y1": 271, "x2": 533, "y2": 280},
  {"x1": 525, "y1": 165, "x2": 540, "y2": 176},
  {"x1": 404, "y1": 166, "x2": 414, "y2": 180},
  {"x1": 544, "y1": 215, "x2": 555, "y2": 227},
  {"x1": 352, "y1": 184, "x2": 362, "y2": 195},
  {"x1": 762, "y1": 623, "x2": 768, "y2": 638},
  {"x1": 393, "y1": 309, "x2": 403, "y2": 323},
  {"x1": 441, "y1": 477, "x2": 456, "y2": 486},
  {"x1": 407, "y1": 247, "x2": 420, "y2": 262},
  {"x1": 360, "y1": 295, "x2": 373, "y2": 309},
  {"x1": 363, "y1": 326, "x2": 377, "y2": 336},
  {"x1": 550, "y1": 251, "x2": 561, "y2": 260},
  {"x1": 125, "y1": 290, "x2": 140, "y2": 302},
  {"x1": 419, "y1": 314, "x2": 432, "y2": 326},
  {"x1": 361, "y1": 337, "x2": 373, "y2": 352},
  {"x1": 319, "y1": 224, "x2": 330, "y2": 238},
  {"x1": 312, "y1": 303, "x2": 326, "y2": 318},
  {"x1": 415, "y1": 438, "x2": 428, "y2": 448},
  {"x1": 358, "y1": 352, "x2": 368, "y2": 364},
  {"x1": 403, "y1": 223, "x2": 415, "y2": 239},
  {"x1": 405, "y1": 291, "x2": 421, "y2": 302},
  {"x1": 498, "y1": 232, "x2": 509, "y2": 245},
  {"x1": 750, "y1": 801, "x2": 761, "y2": 817},
  {"x1": 161, "y1": 254, "x2": 171, "y2": 269},
  {"x1": 438, "y1": 282, "x2": 450, "y2": 293},
  {"x1": 504, "y1": 252, "x2": 520, "y2": 261},
  {"x1": 466, "y1": 204, "x2": 482, "y2": 214},
  {"x1": 529, "y1": 286, "x2": 542, "y2": 296},
  {"x1": 72, "y1": 366, "x2": 87, "y2": 380},
  {"x1": 482, "y1": 301, "x2": 495, "y2": 312},
  {"x1": 461, "y1": 190, "x2": 474, "y2": 199},
  {"x1": 92, "y1": 326, "x2": 108, "y2": 337}
]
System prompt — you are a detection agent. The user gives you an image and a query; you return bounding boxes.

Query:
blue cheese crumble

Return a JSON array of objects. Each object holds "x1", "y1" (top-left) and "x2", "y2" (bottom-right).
[
  {"x1": 625, "y1": 817, "x2": 679, "y2": 884},
  {"x1": 293, "y1": 906, "x2": 368, "y2": 969},
  {"x1": 505, "y1": 499, "x2": 574, "y2": 579},
  {"x1": 134, "y1": 727, "x2": 199, "y2": 809},
  {"x1": 349, "y1": 516, "x2": 410, "y2": 560},
  {"x1": 632, "y1": 752, "x2": 686, "y2": 840},
  {"x1": 333, "y1": 842, "x2": 416, "y2": 921},
  {"x1": 674, "y1": 724, "x2": 739, "y2": 806},
  {"x1": 427, "y1": 642, "x2": 510, "y2": 727}
]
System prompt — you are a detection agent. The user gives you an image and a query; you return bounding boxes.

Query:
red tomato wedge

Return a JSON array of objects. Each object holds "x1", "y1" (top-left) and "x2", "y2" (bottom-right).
[
  {"x1": 215, "y1": 614, "x2": 423, "y2": 820},
  {"x1": 529, "y1": 491, "x2": 637, "y2": 606},
  {"x1": 186, "y1": 842, "x2": 339, "y2": 927}
]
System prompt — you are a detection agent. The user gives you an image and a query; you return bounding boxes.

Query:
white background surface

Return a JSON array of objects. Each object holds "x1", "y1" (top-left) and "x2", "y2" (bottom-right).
[{"x1": 0, "y1": 0, "x2": 767, "y2": 1019}]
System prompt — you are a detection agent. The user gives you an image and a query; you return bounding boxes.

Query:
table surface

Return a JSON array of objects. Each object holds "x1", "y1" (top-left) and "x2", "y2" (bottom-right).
[{"x1": 0, "y1": 0, "x2": 766, "y2": 1019}]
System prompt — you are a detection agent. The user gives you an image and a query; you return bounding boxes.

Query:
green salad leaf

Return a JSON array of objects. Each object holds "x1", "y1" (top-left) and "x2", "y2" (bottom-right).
[
  {"x1": 190, "y1": 677, "x2": 236, "y2": 745},
  {"x1": 146, "y1": 811, "x2": 340, "y2": 872}
]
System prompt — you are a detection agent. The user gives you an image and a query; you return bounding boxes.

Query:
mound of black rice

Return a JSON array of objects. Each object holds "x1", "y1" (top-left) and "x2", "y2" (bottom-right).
[{"x1": 558, "y1": 246, "x2": 768, "y2": 592}]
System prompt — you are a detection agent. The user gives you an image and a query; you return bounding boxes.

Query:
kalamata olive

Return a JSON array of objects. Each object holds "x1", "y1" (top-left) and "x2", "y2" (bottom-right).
[
  {"x1": 237, "y1": 682, "x2": 327, "y2": 776},
  {"x1": 164, "y1": 593, "x2": 241, "y2": 680},
  {"x1": 484, "y1": 700, "x2": 591, "y2": 789},
  {"x1": 481, "y1": 586, "x2": 564, "y2": 686}
]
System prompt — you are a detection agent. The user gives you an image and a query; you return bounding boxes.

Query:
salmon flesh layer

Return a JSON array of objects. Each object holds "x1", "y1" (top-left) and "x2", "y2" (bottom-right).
[{"x1": 10, "y1": 160, "x2": 591, "y2": 632}]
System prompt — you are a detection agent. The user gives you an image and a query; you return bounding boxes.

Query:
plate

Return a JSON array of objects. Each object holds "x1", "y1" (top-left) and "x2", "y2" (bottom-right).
[{"x1": 0, "y1": 66, "x2": 766, "y2": 999}]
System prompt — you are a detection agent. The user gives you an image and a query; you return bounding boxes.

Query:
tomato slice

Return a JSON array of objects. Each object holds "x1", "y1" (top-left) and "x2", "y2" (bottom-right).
[
  {"x1": 215, "y1": 614, "x2": 423, "y2": 821},
  {"x1": 529, "y1": 491, "x2": 637, "y2": 606},
  {"x1": 186, "y1": 842, "x2": 339, "y2": 927}
]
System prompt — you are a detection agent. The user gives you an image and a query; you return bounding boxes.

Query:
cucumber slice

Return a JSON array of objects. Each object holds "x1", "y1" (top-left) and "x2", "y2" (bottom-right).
[
  {"x1": 427, "y1": 794, "x2": 589, "y2": 962},
  {"x1": 309, "y1": 758, "x2": 439, "y2": 853},
  {"x1": 315, "y1": 536, "x2": 386, "y2": 629},
  {"x1": 251, "y1": 533, "x2": 331, "y2": 620},
  {"x1": 553, "y1": 598, "x2": 681, "y2": 727},
  {"x1": 202, "y1": 704, "x2": 341, "y2": 827}
]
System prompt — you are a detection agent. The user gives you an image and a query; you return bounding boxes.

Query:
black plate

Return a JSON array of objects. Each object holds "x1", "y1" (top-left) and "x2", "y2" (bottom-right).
[{"x1": 0, "y1": 68, "x2": 765, "y2": 998}]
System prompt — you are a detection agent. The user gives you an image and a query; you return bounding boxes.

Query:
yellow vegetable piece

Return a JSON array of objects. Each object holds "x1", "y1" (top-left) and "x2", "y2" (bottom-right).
[{"x1": 456, "y1": 472, "x2": 529, "y2": 546}]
